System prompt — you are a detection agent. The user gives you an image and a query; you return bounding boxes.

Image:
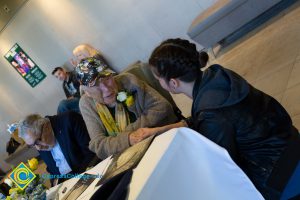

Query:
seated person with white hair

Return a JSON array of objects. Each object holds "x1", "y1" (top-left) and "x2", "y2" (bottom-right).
[
  {"x1": 76, "y1": 57, "x2": 178, "y2": 160},
  {"x1": 71, "y1": 44, "x2": 115, "y2": 96},
  {"x1": 71, "y1": 44, "x2": 111, "y2": 70},
  {"x1": 18, "y1": 112, "x2": 97, "y2": 184}
]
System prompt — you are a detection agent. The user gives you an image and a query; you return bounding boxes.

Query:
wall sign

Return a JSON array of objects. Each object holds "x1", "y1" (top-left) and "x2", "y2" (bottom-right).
[{"x1": 4, "y1": 43, "x2": 46, "y2": 88}]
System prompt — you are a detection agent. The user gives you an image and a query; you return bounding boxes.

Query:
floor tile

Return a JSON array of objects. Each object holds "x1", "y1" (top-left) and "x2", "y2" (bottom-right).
[
  {"x1": 287, "y1": 60, "x2": 300, "y2": 88},
  {"x1": 252, "y1": 61, "x2": 292, "y2": 96},
  {"x1": 291, "y1": 114, "x2": 300, "y2": 131},
  {"x1": 281, "y1": 83, "x2": 300, "y2": 117}
]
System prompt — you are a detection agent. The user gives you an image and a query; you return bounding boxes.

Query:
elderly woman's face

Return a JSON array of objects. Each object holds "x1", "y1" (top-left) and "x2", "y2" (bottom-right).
[
  {"x1": 74, "y1": 49, "x2": 90, "y2": 61},
  {"x1": 83, "y1": 75, "x2": 118, "y2": 106},
  {"x1": 23, "y1": 120, "x2": 56, "y2": 151}
]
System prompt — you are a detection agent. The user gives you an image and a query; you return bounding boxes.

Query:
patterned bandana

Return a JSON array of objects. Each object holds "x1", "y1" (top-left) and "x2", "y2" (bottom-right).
[{"x1": 75, "y1": 57, "x2": 114, "y2": 86}]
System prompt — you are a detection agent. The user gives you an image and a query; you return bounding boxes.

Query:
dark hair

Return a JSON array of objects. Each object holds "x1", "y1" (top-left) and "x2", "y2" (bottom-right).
[
  {"x1": 149, "y1": 38, "x2": 208, "y2": 82},
  {"x1": 51, "y1": 67, "x2": 63, "y2": 75}
]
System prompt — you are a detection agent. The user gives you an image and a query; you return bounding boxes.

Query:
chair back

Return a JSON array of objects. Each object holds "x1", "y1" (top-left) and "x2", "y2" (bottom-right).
[{"x1": 123, "y1": 61, "x2": 184, "y2": 120}]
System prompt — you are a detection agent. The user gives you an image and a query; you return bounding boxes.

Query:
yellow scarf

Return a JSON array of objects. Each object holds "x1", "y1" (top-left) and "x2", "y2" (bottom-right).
[{"x1": 95, "y1": 102, "x2": 130, "y2": 136}]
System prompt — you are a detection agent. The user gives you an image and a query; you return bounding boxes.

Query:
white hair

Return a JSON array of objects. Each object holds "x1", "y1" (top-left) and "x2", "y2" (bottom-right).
[
  {"x1": 18, "y1": 114, "x2": 47, "y2": 138},
  {"x1": 73, "y1": 44, "x2": 100, "y2": 57}
]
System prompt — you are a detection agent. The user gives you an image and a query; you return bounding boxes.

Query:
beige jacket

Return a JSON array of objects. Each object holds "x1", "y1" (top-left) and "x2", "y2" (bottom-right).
[{"x1": 79, "y1": 73, "x2": 177, "y2": 159}]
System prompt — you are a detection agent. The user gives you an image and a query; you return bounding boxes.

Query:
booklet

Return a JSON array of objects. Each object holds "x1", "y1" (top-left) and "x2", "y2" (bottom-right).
[
  {"x1": 95, "y1": 135, "x2": 155, "y2": 186},
  {"x1": 61, "y1": 173, "x2": 97, "y2": 200}
]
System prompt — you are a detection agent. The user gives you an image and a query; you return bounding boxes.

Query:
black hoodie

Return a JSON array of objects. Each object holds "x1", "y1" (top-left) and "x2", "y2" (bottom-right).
[{"x1": 189, "y1": 64, "x2": 299, "y2": 199}]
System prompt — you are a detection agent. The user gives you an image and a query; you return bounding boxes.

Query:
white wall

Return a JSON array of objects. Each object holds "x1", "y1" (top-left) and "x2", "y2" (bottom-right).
[{"x1": 0, "y1": 0, "x2": 216, "y2": 171}]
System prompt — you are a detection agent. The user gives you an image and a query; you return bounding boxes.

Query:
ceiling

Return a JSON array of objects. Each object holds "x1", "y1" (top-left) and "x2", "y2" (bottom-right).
[{"x1": 0, "y1": 0, "x2": 28, "y2": 33}]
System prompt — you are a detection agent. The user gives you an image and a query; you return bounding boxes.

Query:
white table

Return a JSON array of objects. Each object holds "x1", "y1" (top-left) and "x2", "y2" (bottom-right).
[{"x1": 47, "y1": 128, "x2": 263, "y2": 200}]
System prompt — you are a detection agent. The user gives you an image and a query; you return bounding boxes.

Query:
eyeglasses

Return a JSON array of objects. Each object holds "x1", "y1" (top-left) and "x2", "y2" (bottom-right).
[
  {"x1": 88, "y1": 74, "x2": 112, "y2": 87},
  {"x1": 27, "y1": 138, "x2": 42, "y2": 148}
]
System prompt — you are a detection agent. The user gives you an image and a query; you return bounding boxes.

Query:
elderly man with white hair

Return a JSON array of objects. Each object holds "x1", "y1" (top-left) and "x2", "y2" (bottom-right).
[
  {"x1": 76, "y1": 57, "x2": 178, "y2": 160},
  {"x1": 18, "y1": 112, "x2": 97, "y2": 184}
]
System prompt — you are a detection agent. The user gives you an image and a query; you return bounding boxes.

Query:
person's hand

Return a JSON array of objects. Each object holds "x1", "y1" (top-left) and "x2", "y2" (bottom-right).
[
  {"x1": 129, "y1": 128, "x2": 159, "y2": 146},
  {"x1": 67, "y1": 96, "x2": 74, "y2": 99},
  {"x1": 128, "y1": 121, "x2": 187, "y2": 146}
]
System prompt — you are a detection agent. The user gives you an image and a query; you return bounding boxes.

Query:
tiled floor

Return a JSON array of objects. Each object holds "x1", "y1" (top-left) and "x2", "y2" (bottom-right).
[{"x1": 173, "y1": 1, "x2": 300, "y2": 130}]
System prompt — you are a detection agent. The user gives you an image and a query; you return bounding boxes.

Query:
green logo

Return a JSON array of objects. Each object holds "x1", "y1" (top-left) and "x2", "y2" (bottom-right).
[{"x1": 9, "y1": 162, "x2": 36, "y2": 190}]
